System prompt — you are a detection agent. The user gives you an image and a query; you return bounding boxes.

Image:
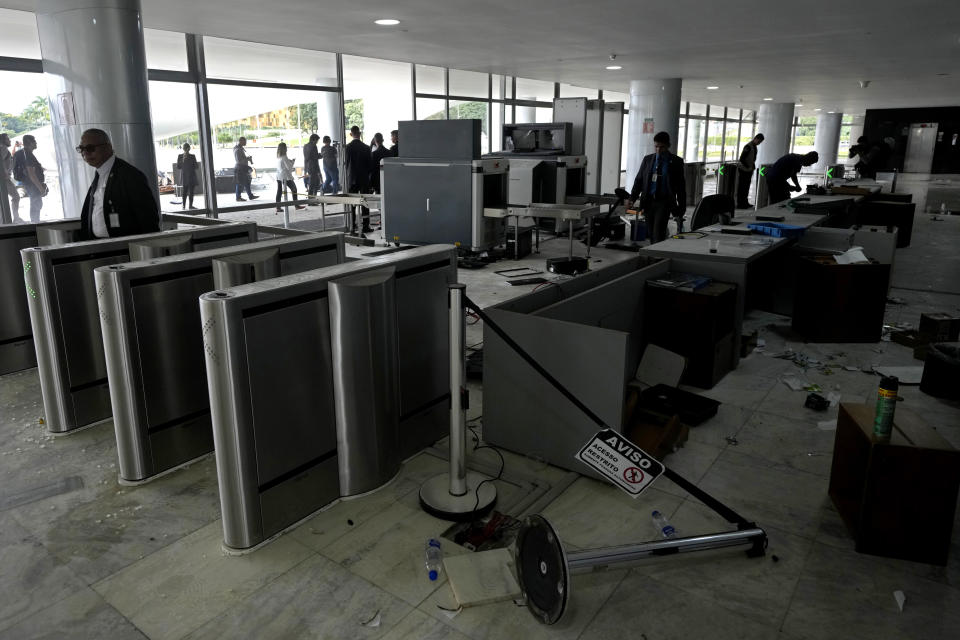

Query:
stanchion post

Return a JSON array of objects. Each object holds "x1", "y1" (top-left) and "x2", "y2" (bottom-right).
[{"x1": 419, "y1": 283, "x2": 497, "y2": 520}]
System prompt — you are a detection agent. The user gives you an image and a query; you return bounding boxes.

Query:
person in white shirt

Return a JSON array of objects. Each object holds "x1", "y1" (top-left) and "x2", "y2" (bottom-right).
[
  {"x1": 275, "y1": 142, "x2": 306, "y2": 213},
  {"x1": 1, "y1": 132, "x2": 22, "y2": 221},
  {"x1": 77, "y1": 128, "x2": 159, "y2": 239}
]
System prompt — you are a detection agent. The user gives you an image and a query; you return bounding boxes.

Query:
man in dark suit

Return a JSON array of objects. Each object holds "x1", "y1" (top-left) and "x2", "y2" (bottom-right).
[
  {"x1": 344, "y1": 125, "x2": 373, "y2": 233},
  {"x1": 77, "y1": 128, "x2": 159, "y2": 240},
  {"x1": 389, "y1": 129, "x2": 399, "y2": 157},
  {"x1": 303, "y1": 133, "x2": 321, "y2": 201},
  {"x1": 628, "y1": 131, "x2": 686, "y2": 244}
]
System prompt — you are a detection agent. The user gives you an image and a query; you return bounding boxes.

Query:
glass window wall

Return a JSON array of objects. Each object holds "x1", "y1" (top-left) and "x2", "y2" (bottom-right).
[
  {"x1": 515, "y1": 77, "x2": 554, "y2": 102},
  {"x1": 343, "y1": 55, "x2": 412, "y2": 145},
  {"x1": 416, "y1": 98, "x2": 446, "y2": 121},
  {"x1": 206, "y1": 84, "x2": 338, "y2": 210},
  {"x1": 449, "y1": 69, "x2": 488, "y2": 98},
  {"x1": 415, "y1": 65, "x2": 444, "y2": 95},
  {"x1": 149, "y1": 80, "x2": 203, "y2": 212},
  {"x1": 204, "y1": 37, "x2": 337, "y2": 86},
  {"x1": 559, "y1": 84, "x2": 597, "y2": 99},
  {"x1": 0, "y1": 70, "x2": 61, "y2": 221},
  {"x1": 143, "y1": 29, "x2": 188, "y2": 71}
]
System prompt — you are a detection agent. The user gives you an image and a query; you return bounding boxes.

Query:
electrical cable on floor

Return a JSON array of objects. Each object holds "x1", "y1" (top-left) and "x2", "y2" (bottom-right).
[{"x1": 466, "y1": 419, "x2": 505, "y2": 515}]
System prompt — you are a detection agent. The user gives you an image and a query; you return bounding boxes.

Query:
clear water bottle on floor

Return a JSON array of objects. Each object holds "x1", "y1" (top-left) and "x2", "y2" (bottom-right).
[
  {"x1": 425, "y1": 538, "x2": 443, "y2": 581},
  {"x1": 652, "y1": 510, "x2": 676, "y2": 539}
]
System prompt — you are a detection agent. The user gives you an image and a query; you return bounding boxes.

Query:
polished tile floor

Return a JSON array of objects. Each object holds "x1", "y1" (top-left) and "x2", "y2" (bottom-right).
[{"x1": 1, "y1": 175, "x2": 959, "y2": 639}]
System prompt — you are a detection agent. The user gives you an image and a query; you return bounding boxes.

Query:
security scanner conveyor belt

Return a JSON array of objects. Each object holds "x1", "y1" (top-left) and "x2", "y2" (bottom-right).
[
  {"x1": 199, "y1": 244, "x2": 456, "y2": 550},
  {"x1": 94, "y1": 232, "x2": 345, "y2": 483},
  {"x1": 0, "y1": 220, "x2": 82, "y2": 376},
  {"x1": 20, "y1": 222, "x2": 258, "y2": 434}
]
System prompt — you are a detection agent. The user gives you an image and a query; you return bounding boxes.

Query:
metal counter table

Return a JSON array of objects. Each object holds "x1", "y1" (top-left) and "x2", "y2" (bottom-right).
[
  {"x1": 312, "y1": 193, "x2": 382, "y2": 243},
  {"x1": 485, "y1": 203, "x2": 600, "y2": 259},
  {"x1": 639, "y1": 234, "x2": 788, "y2": 370}
]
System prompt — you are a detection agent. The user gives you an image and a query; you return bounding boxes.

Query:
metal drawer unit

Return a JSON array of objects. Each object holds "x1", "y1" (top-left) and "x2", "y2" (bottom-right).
[
  {"x1": 199, "y1": 245, "x2": 456, "y2": 550},
  {"x1": 94, "y1": 232, "x2": 345, "y2": 482},
  {"x1": 20, "y1": 222, "x2": 257, "y2": 434}
]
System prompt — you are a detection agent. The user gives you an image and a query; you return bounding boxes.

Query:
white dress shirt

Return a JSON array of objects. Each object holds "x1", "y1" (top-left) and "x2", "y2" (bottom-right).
[
  {"x1": 276, "y1": 155, "x2": 295, "y2": 182},
  {"x1": 91, "y1": 154, "x2": 116, "y2": 238}
]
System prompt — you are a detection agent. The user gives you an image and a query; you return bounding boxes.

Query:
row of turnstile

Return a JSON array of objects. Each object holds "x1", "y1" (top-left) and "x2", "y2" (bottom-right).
[{"x1": 3, "y1": 217, "x2": 457, "y2": 550}]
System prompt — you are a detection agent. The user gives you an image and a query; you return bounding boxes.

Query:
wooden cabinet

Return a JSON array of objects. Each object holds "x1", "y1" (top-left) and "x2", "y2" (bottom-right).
[{"x1": 828, "y1": 403, "x2": 960, "y2": 566}]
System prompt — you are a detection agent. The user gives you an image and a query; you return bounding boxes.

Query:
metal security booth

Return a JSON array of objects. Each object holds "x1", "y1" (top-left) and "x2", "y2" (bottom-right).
[
  {"x1": 200, "y1": 245, "x2": 456, "y2": 550},
  {"x1": 95, "y1": 232, "x2": 345, "y2": 482},
  {"x1": 21, "y1": 222, "x2": 257, "y2": 434}
]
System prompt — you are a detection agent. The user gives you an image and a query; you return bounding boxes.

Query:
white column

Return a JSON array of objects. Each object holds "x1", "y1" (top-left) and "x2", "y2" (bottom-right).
[
  {"x1": 37, "y1": 0, "x2": 156, "y2": 220},
  {"x1": 316, "y1": 78, "x2": 341, "y2": 143},
  {"x1": 755, "y1": 102, "x2": 795, "y2": 167},
  {"x1": 812, "y1": 112, "x2": 842, "y2": 171},
  {"x1": 625, "y1": 79, "x2": 681, "y2": 185}
]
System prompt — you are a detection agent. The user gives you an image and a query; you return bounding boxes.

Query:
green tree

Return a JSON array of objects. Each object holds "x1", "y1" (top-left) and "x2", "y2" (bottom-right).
[
  {"x1": 344, "y1": 99, "x2": 364, "y2": 136},
  {"x1": 0, "y1": 112, "x2": 29, "y2": 134},
  {"x1": 22, "y1": 96, "x2": 50, "y2": 128},
  {"x1": 298, "y1": 102, "x2": 317, "y2": 133},
  {"x1": 449, "y1": 102, "x2": 487, "y2": 135}
]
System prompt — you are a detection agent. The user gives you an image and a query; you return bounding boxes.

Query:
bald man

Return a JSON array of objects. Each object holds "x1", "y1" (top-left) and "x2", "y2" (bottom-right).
[{"x1": 77, "y1": 128, "x2": 159, "y2": 240}]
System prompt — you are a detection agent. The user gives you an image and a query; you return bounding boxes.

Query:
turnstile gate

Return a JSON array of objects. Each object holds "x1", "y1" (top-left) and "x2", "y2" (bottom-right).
[
  {"x1": 21, "y1": 222, "x2": 258, "y2": 433},
  {"x1": 200, "y1": 245, "x2": 456, "y2": 550},
  {"x1": 0, "y1": 221, "x2": 81, "y2": 375},
  {"x1": 95, "y1": 233, "x2": 345, "y2": 482}
]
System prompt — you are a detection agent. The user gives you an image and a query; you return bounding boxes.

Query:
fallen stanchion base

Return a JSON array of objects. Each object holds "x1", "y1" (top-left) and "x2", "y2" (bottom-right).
[{"x1": 514, "y1": 514, "x2": 767, "y2": 625}]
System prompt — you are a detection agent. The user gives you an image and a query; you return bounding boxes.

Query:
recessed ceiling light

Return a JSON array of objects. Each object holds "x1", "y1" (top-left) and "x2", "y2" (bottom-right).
[
  {"x1": 763, "y1": 97, "x2": 773, "y2": 101},
  {"x1": 605, "y1": 65, "x2": 622, "y2": 70},
  {"x1": 814, "y1": 108, "x2": 822, "y2": 111},
  {"x1": 795, "y1": 104, "x2": 804, "y2": 107},
  {"x1": 706, "y1": 86, "x2": 719, "y2": 90},
  {"x1": 827, "y1": 111, "x2": 835, "y2": 114},
  {"x1": 374, "y1": 18, "x2": 400, "y2": 26}
]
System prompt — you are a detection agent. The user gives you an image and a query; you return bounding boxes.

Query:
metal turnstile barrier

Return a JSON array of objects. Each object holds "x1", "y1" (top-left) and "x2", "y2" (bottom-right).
[
  {"x1": 94, "y1": 233, "x2": 345, "y2": 482},
  {"x1": 755, "y1": 164, "x2": 772, "y2": 209},
  {"x1": 329, "y1": 268, "x2": 401, "y2": 496},
  {"x1": 0, "y1": 220, "x2": 81, "y2": 376},
  {"x1": 21, "y1": 222, "x2": 258, "y2": 434},
  {"x1": 716, "y1": 161, "x2": 740, "y2": 199},
  {"x1": 200, "y1": 245, "x2": 456, "y2": 550},
  {"x1": 683, "y1": 162, "x2": 705, "y2": 207}
]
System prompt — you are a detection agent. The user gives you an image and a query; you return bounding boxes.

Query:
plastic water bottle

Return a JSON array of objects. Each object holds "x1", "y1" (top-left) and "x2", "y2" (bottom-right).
[
  {"x1": 425, "y1": 538, "x2": 443, "y2": 581},
  {"x1": 651, "y1": 510, "x2": 676, "y2": 538}
]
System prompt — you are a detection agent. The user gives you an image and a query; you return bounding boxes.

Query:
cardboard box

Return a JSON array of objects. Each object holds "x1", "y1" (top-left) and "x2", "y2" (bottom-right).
[{"x1": 829, "y1": 403, "x2": 960, "y2": 565}]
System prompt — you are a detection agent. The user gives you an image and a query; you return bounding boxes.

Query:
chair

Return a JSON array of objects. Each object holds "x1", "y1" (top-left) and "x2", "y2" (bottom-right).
[{"x1": 689, "y1": 194, "x2": 735, "y2": 230}]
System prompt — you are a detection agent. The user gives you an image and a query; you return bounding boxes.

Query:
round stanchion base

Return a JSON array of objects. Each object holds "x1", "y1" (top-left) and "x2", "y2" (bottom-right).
[
  {"x1": 515, "y1": 514, "x2": 569, "y2": 625},
  {"x1": 419, "y1": 472, "x2": 497, "y2": 521}
]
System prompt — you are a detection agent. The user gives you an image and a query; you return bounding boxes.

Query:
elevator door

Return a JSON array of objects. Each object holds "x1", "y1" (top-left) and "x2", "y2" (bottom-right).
[{"x1": 904, "y1": 123, "x2": 938, "y2": 173}]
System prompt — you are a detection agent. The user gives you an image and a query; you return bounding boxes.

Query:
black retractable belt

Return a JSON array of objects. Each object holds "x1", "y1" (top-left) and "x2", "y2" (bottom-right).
[{"x1": 465, "y1": 295, "x2": 768, "y2": 625}]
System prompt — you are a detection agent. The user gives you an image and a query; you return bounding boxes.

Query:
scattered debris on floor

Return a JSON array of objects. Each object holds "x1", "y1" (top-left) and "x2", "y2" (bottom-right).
[
  {"x1": 360, "y1": 610, "x2": 381, "y2": 628},
  {"x1": 894, "y1": 590, "x2": 906, "y2": 613},
  {"x1": 725, "y1": 436, "x2": 739, "y2": 446}
]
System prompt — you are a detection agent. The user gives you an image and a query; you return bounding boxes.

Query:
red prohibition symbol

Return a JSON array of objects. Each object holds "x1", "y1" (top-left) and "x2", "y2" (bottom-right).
[{"x1": 623, "y1": 467, "x2": 644, "y2": 484}]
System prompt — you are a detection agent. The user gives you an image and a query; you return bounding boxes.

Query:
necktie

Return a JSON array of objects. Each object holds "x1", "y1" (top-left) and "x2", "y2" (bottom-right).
[{"x1": 88, "y1": 171, "x2": 100, "y2": 219}]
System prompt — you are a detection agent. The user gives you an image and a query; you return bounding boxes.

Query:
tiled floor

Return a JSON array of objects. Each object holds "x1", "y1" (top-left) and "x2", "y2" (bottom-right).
[{"x1": 1, "y1": 175, "x2": 959, "y2": 639}]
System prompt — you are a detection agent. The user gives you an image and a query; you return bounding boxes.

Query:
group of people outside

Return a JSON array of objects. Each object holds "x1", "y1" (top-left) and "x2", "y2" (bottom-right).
[
  {"x1": 216, "y1": 128, "x2": 398, "y2": 218},
  {"x1": 1, "y1": 132, "x2": 47, "y2": 222}
]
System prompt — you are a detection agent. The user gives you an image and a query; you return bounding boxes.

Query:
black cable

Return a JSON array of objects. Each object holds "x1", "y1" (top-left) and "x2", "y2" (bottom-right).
[
  {"x1": 462, "y1": 293, "x2": 752, "y2": 527},
  {"x1": 466, "y1": 419, "x2": 505, "y2": 515}
]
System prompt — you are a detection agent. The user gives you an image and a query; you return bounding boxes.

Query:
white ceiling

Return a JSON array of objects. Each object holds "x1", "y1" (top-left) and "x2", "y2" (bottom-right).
[{"x1": 4, "y1": 0, "x2": 960, "y2": 116}]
